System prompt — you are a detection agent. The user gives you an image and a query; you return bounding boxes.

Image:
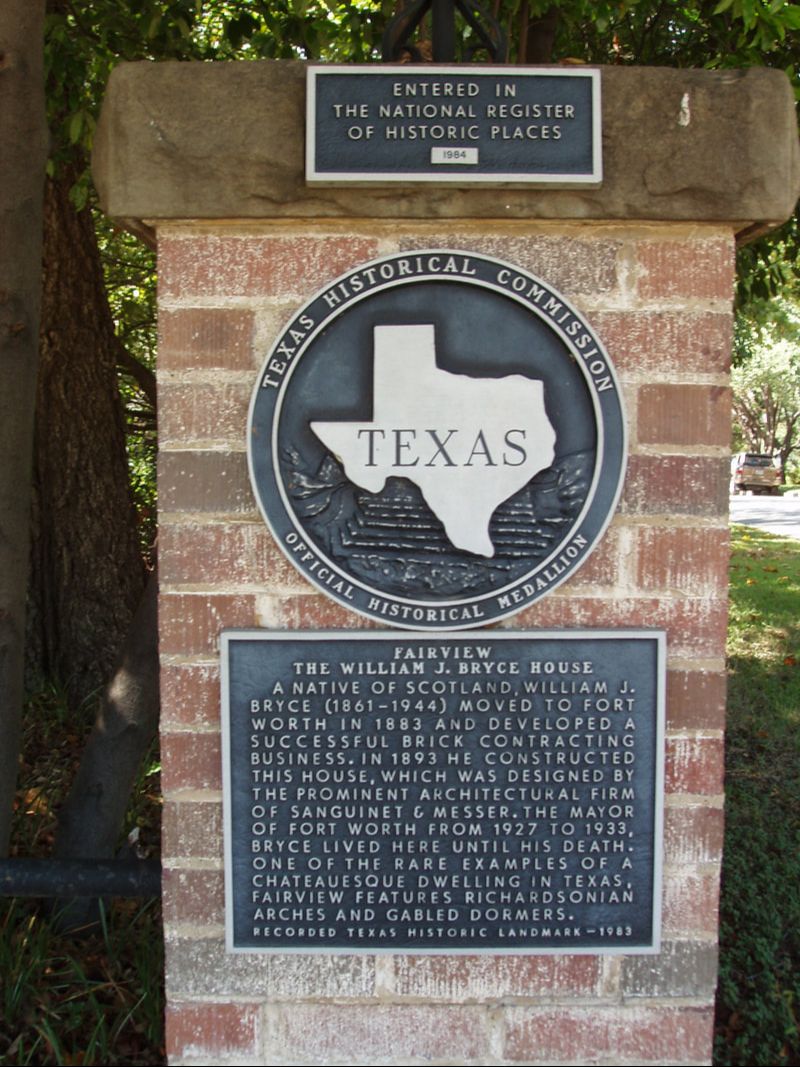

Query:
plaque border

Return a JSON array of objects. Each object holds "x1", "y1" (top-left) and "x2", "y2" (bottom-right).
[
  {"x1": 247, "y1": 249, "x2": 627, "y2": 631},
  {"x1": 221, "y1": 629, "x2": 665, "y2": 956},
  {"x1": 306, "y1": 65, "x2": 602, "y2": 185}
]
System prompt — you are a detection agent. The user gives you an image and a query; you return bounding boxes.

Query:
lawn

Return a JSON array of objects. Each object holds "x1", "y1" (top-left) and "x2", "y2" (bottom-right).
[{"x1": 715, "y1": 525, "x2": 800, "y2": 1066}]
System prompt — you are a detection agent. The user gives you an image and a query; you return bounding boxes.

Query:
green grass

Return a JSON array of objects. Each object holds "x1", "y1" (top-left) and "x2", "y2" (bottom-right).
[
  {"x1": 1, "y1": 682, "x2": 164, "y2": 1066},
  {"x1": 714, "y1": 525, "x2": 800, "y2": 1066},
  {"x1": 0, "y1": 898, "x2": 164, "y2": 1066}
]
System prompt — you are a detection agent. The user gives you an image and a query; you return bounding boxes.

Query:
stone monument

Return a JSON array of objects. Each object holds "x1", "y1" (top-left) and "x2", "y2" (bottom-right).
[{"x1": 93, "y1": 55, "x2": 798, "y2": 1065}]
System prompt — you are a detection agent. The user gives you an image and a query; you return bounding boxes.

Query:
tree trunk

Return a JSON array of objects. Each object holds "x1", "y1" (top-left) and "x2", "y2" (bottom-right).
[
  {"x1": 27, "y1": 170, "x2": 146, "y2": 710},
  {"x1": 55, "y1": 569, "x2": 160, "y2": 860},
  {"x1": 0, "y1": 1, "x2": 48, "y2": 855},
  {"x1": 520, "y1": 4, "x2": 559, "y2": 64}
]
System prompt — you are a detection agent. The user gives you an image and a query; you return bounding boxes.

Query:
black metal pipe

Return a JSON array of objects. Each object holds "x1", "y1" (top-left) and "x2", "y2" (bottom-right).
[
  {"x1": 382, "y1": 0, "x2": 506, "y2": 64},
  {"x1": 0, "y1": 858, "x2": 161, "y2": 898}
]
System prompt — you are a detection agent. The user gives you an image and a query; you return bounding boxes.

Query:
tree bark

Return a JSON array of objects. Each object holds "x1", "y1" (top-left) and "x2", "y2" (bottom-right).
[
  {"x1": 0, "y1": 1, "x2": 48, "y2": 855},
  {"x1": 27, "y1": 170, "x2": 147, "y2": 709},
  {"x1": 520, "y1": 4, "x2": 559, "y2": 64},
  {"x1": 55, "y1": 569, "x2": 159, "y2": 860}
]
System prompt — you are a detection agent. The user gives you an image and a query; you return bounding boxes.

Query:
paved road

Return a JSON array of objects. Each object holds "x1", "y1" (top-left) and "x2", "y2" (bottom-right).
[{"x1": 729, "y1": 494, "x2": 800, "y2": 540}]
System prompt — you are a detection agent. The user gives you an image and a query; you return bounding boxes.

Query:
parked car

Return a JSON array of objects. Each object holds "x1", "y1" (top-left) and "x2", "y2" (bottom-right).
[{"x1": 730, "y1": 453, "x2": 782, "y2": 495}]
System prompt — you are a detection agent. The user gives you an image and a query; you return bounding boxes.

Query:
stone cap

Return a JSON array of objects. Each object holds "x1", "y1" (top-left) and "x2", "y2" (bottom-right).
[{"x1": 93, "y1": 60, "x2": 799, "y2": 239}]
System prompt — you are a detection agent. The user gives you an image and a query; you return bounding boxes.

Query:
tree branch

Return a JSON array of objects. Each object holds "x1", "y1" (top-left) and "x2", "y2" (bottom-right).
[{"x1": 116, "y1": 339, "x2": 157, "y2": 411}]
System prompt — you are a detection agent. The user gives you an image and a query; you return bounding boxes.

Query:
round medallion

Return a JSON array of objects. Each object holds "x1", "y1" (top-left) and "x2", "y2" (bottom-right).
[{"x1": 248, "y1": 250, "x2": 625, "y2": 629}]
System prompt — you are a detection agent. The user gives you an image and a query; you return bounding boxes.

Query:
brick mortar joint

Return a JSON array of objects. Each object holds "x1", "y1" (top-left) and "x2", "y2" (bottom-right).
[
  {"x1": 664, "y1": 803, "x2": 725, "y2": 819},
  {"x1": 630, "y1": 444, "x2": 731, "y2": 457},
  {"x1": 160, "y1": 653, "x2": 220, "y2": 666},
  {"x1": 665, "y1": 728, "x2": 724, "y2": 738},
  {"x1": 154, "y1": 219, "x2": 735, "y2": 238},
  {"x1": 163, "y1": 723, "x2": 221, "y2": 735},
  {"x1": 162, "y1": 788, "x2": 223, "y2": 803},
  {"x1": 164, "y1": 789, "x2": 222, "y2": 802},
  {"x1": 628, "y1": 373, "x2": 731, "y2": 386},
  {"x1": 322, "y1": 993, "x2": 627, "y2": 1008},
  {"x1": 661, "y1": 859, "x2": 722, "y2": 875},
  {"x1": 540, "y1": 590, "x2": 729, "y2": 603},
  {"x1": 664, "y1": 657, "x2": 726, "y2": 669},
  {"x1": 163, "y1": 857, "x2": 223, "y2": 870},
  {"x1": 158, "y1": 443, "x2": 247, "y2": 454},
  {"x1": 663, "y1": 794, "x2": 724, "y2": 808},
  {"x1": 616, "y1": 994, "x2": 717, "y2": 1009},
  {"x1": 621, "y1": 517, "x2": 730, "y2": 530},
  {"x1": 168, "y1": 987, "x2": 633, "y2": 1008},
  {"x1": 159, "y1": 370, "x2": 256, "y2": 385},
  {"x1": 158, "y1": 512, "x2": 729, "y2": 530},
  {"x1": 157, "y1": 295, "x2": 734, "y2": 325},
  {"x1": 164, "y1": 922, "x2": 225, "y2": 938},
  {"x1": 159, "y1": 514, "x2": 263, "y2": 526},
  {"x1": 159, "y1": 438, "x2": 250, "y2": 450}
]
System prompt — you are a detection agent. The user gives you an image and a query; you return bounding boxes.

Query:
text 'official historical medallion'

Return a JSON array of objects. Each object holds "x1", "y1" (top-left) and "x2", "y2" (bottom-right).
[{"x1": 248, "y1": 251, "x2": 626, "y2": 629}]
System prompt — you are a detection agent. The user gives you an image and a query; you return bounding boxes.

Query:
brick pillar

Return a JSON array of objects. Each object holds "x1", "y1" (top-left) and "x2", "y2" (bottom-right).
[
  {"x1": 91, "y1": 60, "x2": 798, "y2": 1067},
  {"x1": 155, "y1": 221, "x2": 729, "y2": 1065}
]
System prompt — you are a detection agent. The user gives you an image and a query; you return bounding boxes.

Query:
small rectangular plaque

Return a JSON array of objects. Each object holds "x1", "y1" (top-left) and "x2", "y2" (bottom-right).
[
  {"x1": 306, "y1": 65, "x2": 601, "y2": 184},
  {"x1": 431, "y1": 146, "x2": 479, "y2": 165},
  {"x1": 222, "y1": 630, "x2": 664, "y2": 954}
]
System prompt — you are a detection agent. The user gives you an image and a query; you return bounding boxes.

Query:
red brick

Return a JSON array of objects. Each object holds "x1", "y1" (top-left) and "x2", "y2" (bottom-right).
[
  {"x1": 564, "y1": 525, "x2": 620, "y2": 588},
  {"x1": 161, "y1": 731, "x2": 221, "y2": 794},
  {"x1": 159, "y1": 235, "x2": 379, "y2": 298},
  {"x1": 166, "y1": 1001, "x2": 260, "y2": 1061},
  {"x1": 158, "y1": 381, "x2": 251, "y2": 446},
  {"x1": 665, "y1": 736, "x2": 724, "y2": 795},
  {"x1": 158, "y1": 451, "x2": 254, "y2": 515},
  {"x1": 503, "y1": 1005, "x2": 714, "y2": 1063},
  {"x1": 589, "y1": 310, "x2": 732, "y2": 375},
  {"x1": 662, "y1": 871, "x2": 720, "y2": 936},
  {"x1": 265, "y1": 1004, "x2": 489, "y2": 1063},
  {"x1": 159, "y1": 523, "x2": 299, "y2": 588},
  {"x1": 159, "y1": 593, "x2": 256, "y2": 655},
  {"x1": 399, "y1": 234, "x2": 621, "y2": 295},
  {"x1": 513, "y1": 596, "x2": 728, "y2": 658},
  {"x1": 638, "y1": 384, "x2": 731, "y2": 447},
  {"x1": 663, "y1": 805, "x2": 724, "y2": 865},
  {"x1": 666, "y1": 669, "x2": 727, "y2": 732},
  {"x1": 637, "y1": 527, "x2": 730, "y2": 595},
  {"x1": 392, "y1": 954, "x2": 601, "y2": 1000},
  {"x1": 637, "y1": 237, "x2": 735, "y2": 300},
  {"x1": 273, "y1": 593, "x2": 377, "y2": 630},
  {"x1": 163, "y1": 799, "x2": 223, "y2": 860},
  {"x1": 163, "y1": 867, "x2": 224, "y2": 925},
  {"x1": 165, "y1": 936, "x2": 375, "y2": 998},
  {"x1": 622, "y1": 454, "x2": 729, "y2": 518},
  {"x1": 621, "y1": 942, "x2": 718, "y2": 997},
  {"x1": 160, "y1": 662, "x2": 219, "y2": 729},
  {"x1": 159, "y1": 308, "x2": 255, "y2": 371}
]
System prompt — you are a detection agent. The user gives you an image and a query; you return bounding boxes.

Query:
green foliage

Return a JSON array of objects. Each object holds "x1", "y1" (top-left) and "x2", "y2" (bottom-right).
[
  {"x1": 42, "y1": 2, "x2": 400, "y2": 550},
  {"x1": 94, "y1": 213, "x2": 158, "y2": 558},
  {"x1": 43, "y1": 0, "x2": 395, "y2": 169},
  {"x1": 0, "y1": 899, "x2": 164, "y2": 1066},
  {"x1": 716, "y1": 525, "x2": 800, "y2": 1065},
  {"x1": 732, "y1": 300, "x2": 800, "y2": 462},
  {"x1": 43, "y1": 0, "x2": 800, "y2": 409},
  {"x1": 737, "y1": 216, "x2": 800, "y2": 312}
]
